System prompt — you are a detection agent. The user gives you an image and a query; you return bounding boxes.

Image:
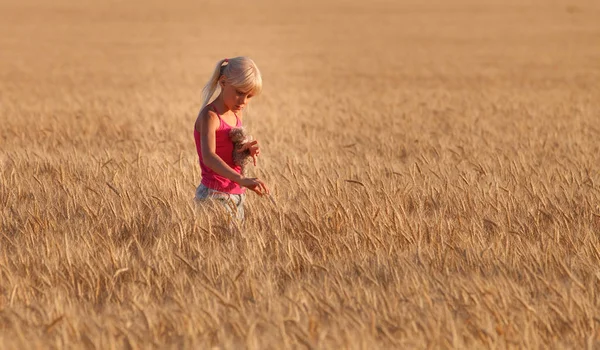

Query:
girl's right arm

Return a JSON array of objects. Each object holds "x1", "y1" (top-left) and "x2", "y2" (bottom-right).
[{"x1": 197, "y1": 110, "x2": 269, "y2": 195}]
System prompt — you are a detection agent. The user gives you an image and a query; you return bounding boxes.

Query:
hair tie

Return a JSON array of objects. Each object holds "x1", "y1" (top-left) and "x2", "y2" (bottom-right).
[{"x1": 224, "y1": 58, "x2": 229, "y2": 63}]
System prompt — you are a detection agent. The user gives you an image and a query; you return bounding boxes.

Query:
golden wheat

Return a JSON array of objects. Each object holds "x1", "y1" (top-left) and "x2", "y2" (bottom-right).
[{"x1": 1, "y1": 0, "x2": 600, "y2": 348}]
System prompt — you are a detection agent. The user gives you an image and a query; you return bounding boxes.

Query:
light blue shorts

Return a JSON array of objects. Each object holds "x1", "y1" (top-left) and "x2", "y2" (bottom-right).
[{"x1": 194, "y1": 184, "x2": 245, "y2": 222}]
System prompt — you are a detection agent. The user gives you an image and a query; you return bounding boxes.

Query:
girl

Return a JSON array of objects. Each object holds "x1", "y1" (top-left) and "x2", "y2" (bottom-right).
[{"x1": 194, "y1": 57, "x2": 269, "y2": 222}]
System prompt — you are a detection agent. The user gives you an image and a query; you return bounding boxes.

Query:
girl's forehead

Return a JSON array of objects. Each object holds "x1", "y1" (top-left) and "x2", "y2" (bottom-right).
[{"x1": 234, "y1": 84, "x2": 259, "y2": 95}]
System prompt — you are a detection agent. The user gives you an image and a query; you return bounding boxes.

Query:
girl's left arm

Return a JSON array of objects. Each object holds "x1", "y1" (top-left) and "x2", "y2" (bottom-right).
[{"x1": 240, "y1": 140, "x2": 261, "y2": 166}]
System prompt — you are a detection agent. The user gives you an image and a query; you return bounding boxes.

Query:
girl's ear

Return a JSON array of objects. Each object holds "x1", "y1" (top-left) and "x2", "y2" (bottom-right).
[{"x1": 219, "y1": 76, "x2": 226, "y2": 88}]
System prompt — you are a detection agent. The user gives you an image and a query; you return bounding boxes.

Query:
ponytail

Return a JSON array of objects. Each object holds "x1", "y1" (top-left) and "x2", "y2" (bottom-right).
[{"x1": 200, "y1": 58, "x2": 228, "y2": 111}]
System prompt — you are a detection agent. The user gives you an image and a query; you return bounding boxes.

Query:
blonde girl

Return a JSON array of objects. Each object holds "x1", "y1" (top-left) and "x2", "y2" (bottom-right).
[{"x1": 193, "y1": 57, "x2": 269, "y2": 221}]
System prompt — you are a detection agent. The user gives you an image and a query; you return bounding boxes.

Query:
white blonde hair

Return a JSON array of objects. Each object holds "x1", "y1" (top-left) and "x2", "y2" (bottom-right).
[{"x1": 200, "y1": 56, "x2": 262, "y2": 111}]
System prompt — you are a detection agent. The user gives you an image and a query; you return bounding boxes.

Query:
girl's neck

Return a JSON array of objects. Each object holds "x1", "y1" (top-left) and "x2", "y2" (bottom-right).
[{"x1": 212, "y1": 95, "x2": 233, "y2": 116}]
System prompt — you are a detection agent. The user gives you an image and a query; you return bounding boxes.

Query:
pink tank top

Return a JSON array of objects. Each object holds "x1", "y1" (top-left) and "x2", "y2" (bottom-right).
[{"x1": 194, "y1": 105, "x2": 245, "y2": 194}]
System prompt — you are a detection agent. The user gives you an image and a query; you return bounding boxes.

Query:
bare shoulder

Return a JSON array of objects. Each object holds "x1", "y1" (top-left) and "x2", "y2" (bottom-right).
[{"x1": 195, "y1": 106, "x2": 220, "y2": 132}]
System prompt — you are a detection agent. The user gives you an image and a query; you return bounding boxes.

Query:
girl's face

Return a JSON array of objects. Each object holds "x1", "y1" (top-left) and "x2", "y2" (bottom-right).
[{"x1": 220, "y1": 77, "x2": 254, "y2": 113}]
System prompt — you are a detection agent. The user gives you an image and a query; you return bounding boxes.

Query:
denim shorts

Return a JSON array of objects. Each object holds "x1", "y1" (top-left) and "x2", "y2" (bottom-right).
[{"x1": 194, "y1": 184, "x2": 245, "y2": 222}]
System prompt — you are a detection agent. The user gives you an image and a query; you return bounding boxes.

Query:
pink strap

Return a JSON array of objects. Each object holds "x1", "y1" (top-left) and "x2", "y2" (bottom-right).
[{"x1": 211, "y1": 104, "x2": 223, "y2": 122}]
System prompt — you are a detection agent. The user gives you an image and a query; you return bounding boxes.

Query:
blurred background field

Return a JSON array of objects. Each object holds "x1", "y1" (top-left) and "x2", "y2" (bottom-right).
[{"x1": 1, "y1": 0, "x2": 600, "y2": 348}]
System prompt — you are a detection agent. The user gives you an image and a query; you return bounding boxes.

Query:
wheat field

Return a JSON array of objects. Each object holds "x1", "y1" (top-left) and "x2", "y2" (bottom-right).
[{"x1": 1, "y1": 0, "x2": 600, "y2": 348}]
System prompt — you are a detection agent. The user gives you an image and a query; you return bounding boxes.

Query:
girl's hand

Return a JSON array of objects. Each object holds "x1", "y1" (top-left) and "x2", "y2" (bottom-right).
[
  {"x1": 240, "y1": 140, "x2": 260, "y2": 166},
  {"x1": 238, "y1": 177, "x2": 269, "y2": 196}
]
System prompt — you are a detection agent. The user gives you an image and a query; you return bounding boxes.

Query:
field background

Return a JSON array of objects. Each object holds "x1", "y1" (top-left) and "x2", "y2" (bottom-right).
[{"x1": 1, "y1": 0, "x2": 600, "y2": 348}]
